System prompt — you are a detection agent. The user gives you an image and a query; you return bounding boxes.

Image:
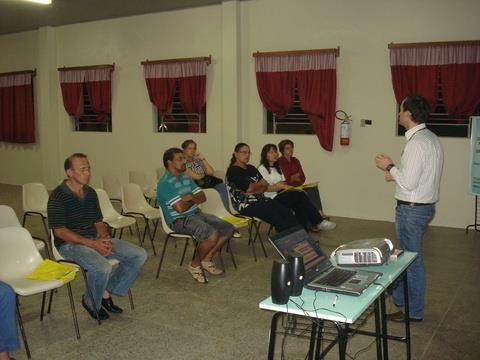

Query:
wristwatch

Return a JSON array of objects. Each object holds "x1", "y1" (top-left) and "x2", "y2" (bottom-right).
[{"x1": 386, "y1": 163, "x2": 395, "y2": 172}]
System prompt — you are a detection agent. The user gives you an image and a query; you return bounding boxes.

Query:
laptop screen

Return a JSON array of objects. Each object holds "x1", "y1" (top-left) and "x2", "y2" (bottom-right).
[{"x1": 269, "y1": 226, "x2": 331, "y2": 279}]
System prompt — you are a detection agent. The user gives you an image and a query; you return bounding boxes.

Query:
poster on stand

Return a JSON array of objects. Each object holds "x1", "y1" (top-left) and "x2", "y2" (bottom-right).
[{"x1": 470, "y1": 116, "x2": 480, "y2": 195}]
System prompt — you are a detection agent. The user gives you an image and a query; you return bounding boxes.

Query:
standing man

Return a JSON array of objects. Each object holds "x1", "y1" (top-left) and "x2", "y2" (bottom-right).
[
  {"x1": 375, "y1": 95, "x2": 443, "y2": 322},
  {"x1": 158, "y1": 148, "x2": 234, "y2": 283},
  {"x1": 48, "y1": 153, "x2": 147, "y2": 321}
]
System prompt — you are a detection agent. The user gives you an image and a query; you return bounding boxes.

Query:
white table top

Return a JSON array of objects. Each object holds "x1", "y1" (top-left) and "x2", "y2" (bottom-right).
[{"x1": 259, "y1": 251, "x2": 417, "y2": 324}]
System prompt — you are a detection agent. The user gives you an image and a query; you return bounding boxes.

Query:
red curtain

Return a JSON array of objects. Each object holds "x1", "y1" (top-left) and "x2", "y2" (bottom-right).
[
  {"x1": 179, "y1": 75, "x2": 206, "y2": 132},
  {"x1": 145, "y1": 77, "x2": 177, "y2": 115},
  {"x1": 297, "y1": 69, "x2": 337, "y2": 151},
  {"x1": 59, "y1": 70, "x2": 85, "y2": 118},
  {"x1": 86, "y1": 69, "x2": 112, "y2": 122},
  {"x1": 255, "y1": 52, "x2": 337, "y2": 151},
  {"x1": 0, "y1": 73, "x2": 35, "y2": 143},
  {"x1": 143, "y1": 60, "x2": 209, "y2": 132},
  {"x1": 390, "y1": 65, "x2": 438, "y2": 110},
  {"x1": 255, "y1": 72, "x2": 295, "y2": 118},
  {"x1": 441, "y1": 63, "x2": 480, "y2": 116},
  {"x1": 390, "y1": 45, "x2": 480, "y2": 116}
]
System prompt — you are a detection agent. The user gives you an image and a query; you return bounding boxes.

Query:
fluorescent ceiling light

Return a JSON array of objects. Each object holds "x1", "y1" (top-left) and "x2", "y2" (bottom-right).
[{"x1": 23, "y1": 0, "x2": 52, "y2": 5}]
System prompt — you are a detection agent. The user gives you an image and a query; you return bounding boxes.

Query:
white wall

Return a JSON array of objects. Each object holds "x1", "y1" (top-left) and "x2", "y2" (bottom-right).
[{"x1": 0, "y1": 0, "x2": 479, "y2": 228}]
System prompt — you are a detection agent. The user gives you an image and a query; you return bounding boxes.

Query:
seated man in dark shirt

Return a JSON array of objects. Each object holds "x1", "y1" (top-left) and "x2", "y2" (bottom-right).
[
  {"x1": 48, "y1": 153, "x2": 147, "y2": 321},
  {"x1": 226, "y1": 143, "x2": 298, "y2": 233}
]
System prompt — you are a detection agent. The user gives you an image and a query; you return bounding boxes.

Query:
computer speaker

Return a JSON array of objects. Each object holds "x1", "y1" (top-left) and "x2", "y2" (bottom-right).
[
  {"x1": 271, "y1": 259, "x2": 292, "y2": 305},
  {"x1": 288, "y1": 254, "x2": 305, "y2": 297}
]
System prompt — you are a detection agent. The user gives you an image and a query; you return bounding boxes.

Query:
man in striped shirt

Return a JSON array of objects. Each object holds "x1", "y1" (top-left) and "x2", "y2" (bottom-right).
[
  {"x1": 375, "y1": 95, "x2": 443, "y2": 322},
  {"x1": 48, "y1": 153, "x2": 147, "y2": 321},
  {"x1": 157, "y1": 148, "x2": 234, "y2": 283}
]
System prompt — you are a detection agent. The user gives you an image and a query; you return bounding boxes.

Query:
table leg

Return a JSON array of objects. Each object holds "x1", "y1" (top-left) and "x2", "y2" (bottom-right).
[
  {"x1": 334, "y1": 322, "x2": 347, "y2": 360},
  {"x1": 403, "y1": 273, "x2": 411, "y2": 360},
  {"x1": 308, "y1": 320, "x2": 317, "y2": 360},
  {"x1": 314, "y1": 320, "x2": 324, "y2": 360},
  {"x1": 374, "y1": 298, "x2": 383, "y2": 360},
  {"x1": 380, "y1": 293, "x2": 389, "y2": 360},
  {"x1": 267, "y1": 312, "x2": 282, "y2": 360}
]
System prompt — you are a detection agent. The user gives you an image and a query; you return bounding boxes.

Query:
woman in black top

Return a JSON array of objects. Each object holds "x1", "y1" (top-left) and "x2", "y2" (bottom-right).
[{"x1": 225, "y1": 143, "x2": 298, "y2": 233}]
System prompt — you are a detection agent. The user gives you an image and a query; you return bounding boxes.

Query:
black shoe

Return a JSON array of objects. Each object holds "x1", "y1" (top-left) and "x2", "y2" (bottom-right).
[
  {"x1": 387, "y1": 311, "x2": 422, "y2": 323},
  {"x1": 82, "y1": 297, "x2": 109, "y2": 320},
  {"x1": 102, "y1": 297, "x2": 123, "y2": 314}
]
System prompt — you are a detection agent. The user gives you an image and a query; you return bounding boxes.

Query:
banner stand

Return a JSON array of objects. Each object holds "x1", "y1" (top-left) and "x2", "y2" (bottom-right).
[{"x1": 465, "y1": 196, "x2": 480, "y2": 232}]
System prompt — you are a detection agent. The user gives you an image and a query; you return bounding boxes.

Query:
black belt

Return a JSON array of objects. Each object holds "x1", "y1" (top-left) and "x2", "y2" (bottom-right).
[{"x1": 397, "y1": 200, "x2": 433, "y2": 207}]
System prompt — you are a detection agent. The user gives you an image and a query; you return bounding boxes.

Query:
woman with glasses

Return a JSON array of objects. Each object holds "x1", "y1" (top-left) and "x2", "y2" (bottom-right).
[
  {"x1": 226, "y1": 143, "x2": 298, "y2": 233},
  {"x1": 258, "y1": 144, "x2": 336, "y2": 231}
]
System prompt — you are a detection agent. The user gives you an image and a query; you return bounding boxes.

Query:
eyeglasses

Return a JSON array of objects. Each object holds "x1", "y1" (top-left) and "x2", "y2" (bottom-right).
[{"x1": 238, "y1": 151, "x2": 251, "y2": 155}]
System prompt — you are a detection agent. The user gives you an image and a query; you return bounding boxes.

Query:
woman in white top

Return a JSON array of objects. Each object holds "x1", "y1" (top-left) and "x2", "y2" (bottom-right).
[{"x1": 258, "y1": 144, "x2": 336, "y2": 231}]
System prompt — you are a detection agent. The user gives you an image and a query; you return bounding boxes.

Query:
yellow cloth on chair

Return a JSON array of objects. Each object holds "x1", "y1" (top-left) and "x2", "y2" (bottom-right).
[
  {"x1": 28, "y1": 259, "x2": 77, "y2": 284},
  {"x1": 222, "y1": 215, "x2": 250, "y2": 227}
]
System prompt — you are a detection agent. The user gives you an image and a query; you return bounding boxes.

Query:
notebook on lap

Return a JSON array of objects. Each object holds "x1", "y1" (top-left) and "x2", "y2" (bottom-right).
[{"x1": 269, "y1": 226, "x2": 380, "y2": 296}]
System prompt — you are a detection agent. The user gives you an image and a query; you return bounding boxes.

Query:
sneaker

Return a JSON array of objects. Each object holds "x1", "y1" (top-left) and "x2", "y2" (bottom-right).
[
  {"x1": 314, "y1": 220, "x2": 337, "y2": 231},
  {"x1": 233, "y1": 230, "x2": 242, "y2": 238},
  {"x1": 201, "y1": 260, "x2": 224, "y2": 275},
  {"x1": 188, "y1": 265, "x2": 207, "y2": 283}
]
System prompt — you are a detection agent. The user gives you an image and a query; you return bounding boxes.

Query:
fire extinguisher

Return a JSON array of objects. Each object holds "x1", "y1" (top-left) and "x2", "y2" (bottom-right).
[{"x1": 335, "y1": 110, "x2": 352, "y2": 146}]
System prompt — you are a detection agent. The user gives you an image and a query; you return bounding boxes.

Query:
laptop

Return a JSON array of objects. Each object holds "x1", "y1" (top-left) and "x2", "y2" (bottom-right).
[{"x1": 269, "y1": 226, "x2": 380, "y2": 296}]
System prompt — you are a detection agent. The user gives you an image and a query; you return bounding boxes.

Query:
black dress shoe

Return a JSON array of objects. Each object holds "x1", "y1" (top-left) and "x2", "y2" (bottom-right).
[
  {"x1": 82, "y1": 297, "x2": 109, "y2": 320},
  {"x1": 387, "y1": 311, "x2": 422, "y2": 323},
  {"x1": 102, "y1": 297, "x2": 123, "y2": 314}
]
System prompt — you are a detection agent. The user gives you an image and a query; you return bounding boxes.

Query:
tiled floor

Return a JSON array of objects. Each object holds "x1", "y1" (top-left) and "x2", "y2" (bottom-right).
[{"x1": 1, "y1": 183, "x2": 479, "y2": 359}]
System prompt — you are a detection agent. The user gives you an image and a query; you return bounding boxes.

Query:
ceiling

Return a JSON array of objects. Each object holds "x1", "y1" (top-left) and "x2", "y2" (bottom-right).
[{"x1": 0, "y1": 0, "x2": 238, "y2": 35}]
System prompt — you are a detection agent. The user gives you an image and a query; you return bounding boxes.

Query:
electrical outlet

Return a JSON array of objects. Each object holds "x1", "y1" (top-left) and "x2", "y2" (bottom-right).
[{"x1": 360, "y1": 119, "x2": 373, "y2": 127}]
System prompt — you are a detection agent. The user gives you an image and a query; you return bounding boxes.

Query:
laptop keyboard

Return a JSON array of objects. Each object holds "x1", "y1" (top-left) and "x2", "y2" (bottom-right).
[{"x1": 317, "y1": 268, "x2": 356, "y2": 286}]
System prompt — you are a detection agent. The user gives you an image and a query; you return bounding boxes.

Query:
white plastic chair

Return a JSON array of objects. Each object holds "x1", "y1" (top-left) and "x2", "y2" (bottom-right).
[
  {"x1": 122, "y1": 183, "x2": 160, "y2": 255},
  {"x1": 0, "y1": 205, "x2": 49, "y2": 257},
  {"x1": 95, "y1": 189, "x2": 142, "y2": 247},
  {"x1": 129, "y1": 170, "x2": 157, "y2": 203},
  {"x1": 200, "y1": 188, "x2": 244, "y2": 270},
  {"x1": 102, "y1": 175, "x2": 122, "y2": 203},
  {"x1": 22, "y1": 182, "x2": 50, "y2": 239},
  {"x1": 49, "y1": 231, "x2": 134, "y2": 324},
  {"x1": 155, "y1": 207, "x2": 207, "y2": 283},
  {"x1": 0, "y1": 227, "x2": 80, "y2": 359},
  {"x1": 225, "y1": 185, "x2": 268, "y2": 261}
]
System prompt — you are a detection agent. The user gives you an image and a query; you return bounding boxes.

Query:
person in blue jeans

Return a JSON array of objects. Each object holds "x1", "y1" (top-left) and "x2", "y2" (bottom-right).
[
  {"x1": 0, "y1": 281, "x2": 19, "y2": 360},
  {"x1": 375, "y1": 95, "x2": 443, "y2": 322},
  {"x1": 48, "y1": 153, "x2": 147, "y2": 321}
]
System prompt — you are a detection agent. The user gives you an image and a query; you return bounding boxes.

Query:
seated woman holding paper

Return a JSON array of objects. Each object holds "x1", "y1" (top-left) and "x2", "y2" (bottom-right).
[
  {"x1": 277, "y1": 139, "x2": 329, "y2": 218},
  {"x1": 258, "y1": 144, "x2": 336, "y2": 232}
]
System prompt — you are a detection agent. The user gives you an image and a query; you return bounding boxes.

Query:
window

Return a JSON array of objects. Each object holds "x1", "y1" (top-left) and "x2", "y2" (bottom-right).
[
  {"x1": 266, "y1": 89, "x2": 313, "y2": 134},
  {"x1": 156, "y1": 84, "x2": 206, "y2": 133},
  {"x1": 396, "y1": 74, "x2": 479, "y2": 137},
  {"x1": 73, "y1": 83, "x2": 112, "y2": 132}
]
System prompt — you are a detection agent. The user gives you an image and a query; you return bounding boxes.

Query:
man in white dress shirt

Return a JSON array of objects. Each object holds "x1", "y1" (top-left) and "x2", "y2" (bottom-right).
[{"x1": 375, "y1": 95, "x2": 443, "y2": 322}]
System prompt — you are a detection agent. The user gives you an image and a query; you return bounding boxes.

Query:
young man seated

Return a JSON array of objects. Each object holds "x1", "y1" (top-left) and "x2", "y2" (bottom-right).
[{"x1": 157, "y1": 148, "x2": 234, "y2": 283}]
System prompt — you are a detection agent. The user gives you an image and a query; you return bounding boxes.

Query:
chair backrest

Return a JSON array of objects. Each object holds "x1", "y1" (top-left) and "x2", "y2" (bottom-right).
[
  {"x1": 102, "y1": 176, "x2": 122, "y2": 200},
  {"x1": 0, "y1": 205, "x2": 21, "y2": 228},
  {"x1": 156, "y1": 167, "x2": 165, "y2": 180},
  {"x1": 200, "y1": 188, "x2": 230, "y2": 218},
  {"x1": 0, "y1": 227, "x2": 43, "y2": 280},
  {"x1": 49, "y1": 230, "x2": 64, "y2": 261},
  {"x1": 122, "y1": 183, "x2": 154, "y2": 213},
  {"x1": 129, "y1": 171, "x2": 149, "y2": 191},
  {"x1": 157, "y1": 206, "x2": 174, "y2": 234},
  {"x1": 22, "y1": 182, "x2": 48, "y2": 213},
  {"x1": 95, "y1": 188, "x2": 121, "y2": 221}
]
